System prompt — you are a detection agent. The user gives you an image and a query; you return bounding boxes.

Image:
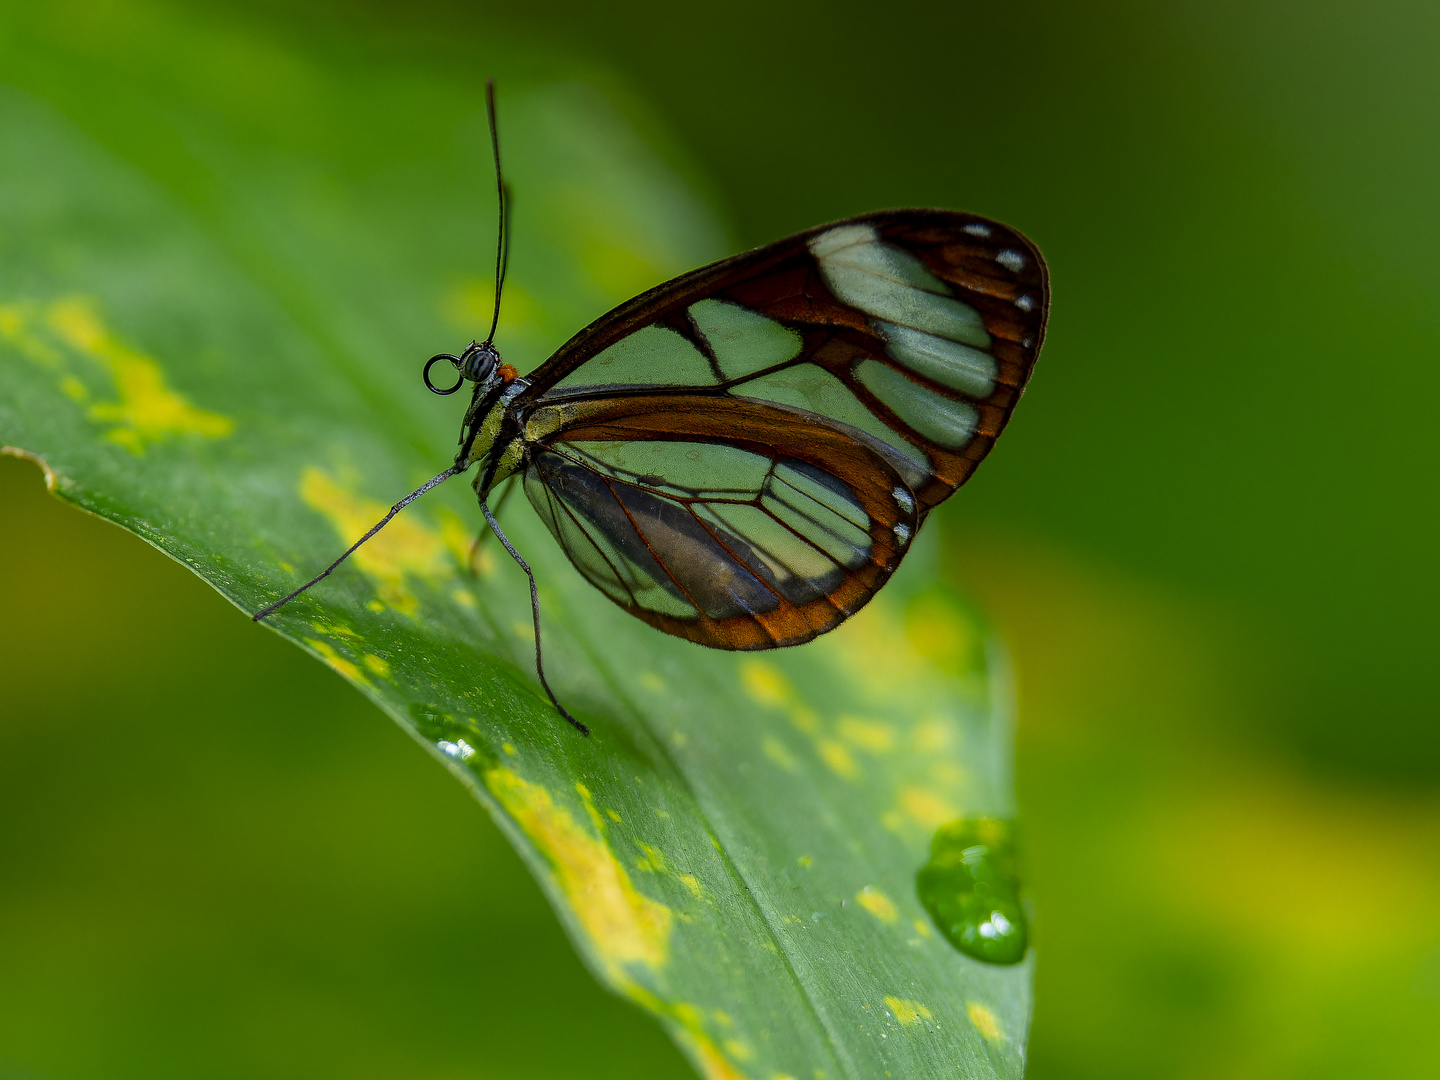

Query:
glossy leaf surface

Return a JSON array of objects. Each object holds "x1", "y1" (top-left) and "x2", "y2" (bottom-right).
[{"x1": 0, "y1": 6, "x2": 1030, "y2": 1078}]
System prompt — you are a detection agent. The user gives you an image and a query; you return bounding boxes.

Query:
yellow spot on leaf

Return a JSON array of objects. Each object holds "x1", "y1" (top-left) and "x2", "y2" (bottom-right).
[
  {"x1": 639, "y1": 671, "x2": 665, "y2": 692},
  {"x1": 884, "y1": 995, "x2": 933, "y2": 1026},
  {"x1": 901, "y1": 787, "x2": 958, "y2": 829},
  {"x1": 451, "y1": 587, "x2": 476, "y2": 608},
  {"x1": 627, "y1": 989, "x2": 750, "y2": 1080},
  {"x1": 678, "y1": 873, "x2": 703, "y2": 899},
  {"x1": 502, "y1": 742, "x2": 517, "y2": 756},
  {"x1": 605, "y1": 808, "x2": 622, "y2": 823},
  {"x1": 966, "y1": 1001, "x2": 1003, "y2": 1041},
  {"x1": 46, "y1": 297, "x2": 232, "y2": 451},
  {"x1": 789, "y1": 706, "x2": 820, "y2": 734},
  {"x1": 312, "y1": 621, "x2": 359, "y2": 640},
  {"x1": 838, "y1": 715, "x2": 895, "y2": 753},
  {"x1": 0, "y1": 301, "x2": 63, "y2": 368},
  {"x1": 856, "y1": 886, "x2": 898, "y2": 923},
  {"x1": 722, "y1": 1038, "x2": 753, "y2": 1061},
  {"x1": 739, "y1": 662, "x2": 826, "y2": 736},
  {"x1": 913, "y1": 918, "x2": 932, "y2": 938},
  {"x1": 299, "y1": 466, "x2": 452, "y2": 616},
  {"x1": 741, "y1": 659, "x2": 791, "y2": 706},
  {"x1": 0, "y1": 305, "x2": 37, "y2": 353},
  {"x1": 818, "y1": 739, "x2": 858, "y2": 779},
  {"x1": 304, "y1": 638, "x2": 362, "y2": 682},
  {"x1": 484, "y1": 766, "x2": 671, "y2": 972},
  {"x1": 576, "y1": 783, "x2": 608, "y2": 835},
  {"x1": 434, "y1": 505, "x2": 472, "y2": 556},
  {"x1": 762, "y1": 736, "x2": 797, "y2": 771},
  {"x1": 689, "y1": 1036, "x2": 750, "y2": 1080},
  {"x1": 797, "y1": 855, "x2": 813, "y2": 868},
  {"x1": 638, "y1": 842, "x2": 668, "y2": 873},
  {"x1": 912, "y1": 719, "x2": 950, "y2": 752}
]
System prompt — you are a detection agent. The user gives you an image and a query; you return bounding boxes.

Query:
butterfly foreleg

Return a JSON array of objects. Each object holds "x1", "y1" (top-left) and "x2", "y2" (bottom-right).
[{"x1": 253, "y1": 463, "x2": 466, "y2": 621}]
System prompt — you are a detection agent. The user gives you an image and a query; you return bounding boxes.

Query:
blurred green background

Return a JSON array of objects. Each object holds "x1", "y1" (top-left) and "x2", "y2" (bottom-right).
[{"x1": 3, "y1": 0, "x2": 1438, "y2": 1077}]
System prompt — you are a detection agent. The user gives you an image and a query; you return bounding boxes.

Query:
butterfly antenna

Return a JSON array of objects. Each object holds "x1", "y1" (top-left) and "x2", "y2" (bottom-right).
[
  {"x1": 480, "y1": 495, "x2": 589, "y2": 736},
  {"x1": 483, "y1": 78, "x2": 508, "y2": 347},
  {"x1": 253, "y1": 465, "x2": 465, "y2": 622}
]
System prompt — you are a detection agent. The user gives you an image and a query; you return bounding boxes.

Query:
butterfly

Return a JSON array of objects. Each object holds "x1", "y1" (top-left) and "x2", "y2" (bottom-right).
[{"x1": 256, "y1": 82, "x2": 1049, "y2": 735}]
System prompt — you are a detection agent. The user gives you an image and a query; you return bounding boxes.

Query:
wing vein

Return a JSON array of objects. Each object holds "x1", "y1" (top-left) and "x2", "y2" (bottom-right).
[
  {"x1": 546, "y1": 475, "x2": 643, "y2": 609},
  {"x1": 602, "y1": 476, "x2": 711, "y2": 616}
]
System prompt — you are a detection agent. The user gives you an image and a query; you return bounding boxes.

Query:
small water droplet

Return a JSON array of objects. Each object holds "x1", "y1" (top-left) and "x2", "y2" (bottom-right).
[{"x1": 916, "y1": 817, "x2": 1027, "y2": 964}]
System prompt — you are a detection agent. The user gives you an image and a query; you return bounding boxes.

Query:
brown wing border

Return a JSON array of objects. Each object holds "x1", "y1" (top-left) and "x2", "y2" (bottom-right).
[{"x1": 523, "y1": 394, "x2": 921, "y2": 651}]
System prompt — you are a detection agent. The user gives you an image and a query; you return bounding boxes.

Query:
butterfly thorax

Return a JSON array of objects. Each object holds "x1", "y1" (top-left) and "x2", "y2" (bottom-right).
[{"x1": 459, "y1": 375, "x2": 530, "y2": 496}]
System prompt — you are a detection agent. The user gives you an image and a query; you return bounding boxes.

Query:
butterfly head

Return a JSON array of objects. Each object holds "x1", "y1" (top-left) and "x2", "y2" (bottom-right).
[
  {"x1": 458, "y1": 341, "x2": 501, "y2": 382},
  {"x1": 422, "y1": 341, "x2": 518, "y2": 396}
]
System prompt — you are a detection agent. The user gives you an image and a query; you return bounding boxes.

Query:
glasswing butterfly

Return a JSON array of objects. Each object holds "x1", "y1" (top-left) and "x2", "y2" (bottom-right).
[{"x1": 256, "y1": 82, "x2": 1050, "y2": 735}]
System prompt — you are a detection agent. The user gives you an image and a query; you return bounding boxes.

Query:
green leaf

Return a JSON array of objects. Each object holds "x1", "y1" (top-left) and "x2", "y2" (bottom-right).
[{"x1": 0, "y1": 5, "x2": 1030, "y2": 1077}]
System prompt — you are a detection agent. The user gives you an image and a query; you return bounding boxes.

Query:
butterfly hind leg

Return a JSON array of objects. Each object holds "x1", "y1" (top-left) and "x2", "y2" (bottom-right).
[
  {"x1": 466, "y1": 473, "x2": 517, "y2": 575},
  {"x1": 479, "y1": 489, "x2": 589, "y2": 736}
]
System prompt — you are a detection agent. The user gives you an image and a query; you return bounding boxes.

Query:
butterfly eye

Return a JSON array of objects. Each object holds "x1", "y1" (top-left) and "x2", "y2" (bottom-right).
[{"x1": 460, "y1": 343, "x2": 501, "y2": 382}]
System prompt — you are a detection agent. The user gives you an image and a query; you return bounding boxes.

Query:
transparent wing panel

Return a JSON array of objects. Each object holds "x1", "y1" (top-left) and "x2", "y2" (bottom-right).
[
  {"x1": 809, "y1": 223, "x2": 992, "y2": 348},
  {"x1": 563, "y1": 439, "x2": 772, "y2": 497},
  {"x1": 524, "y1": 470, "x2": 634, "y2": 608},
  {"x1": 853, "y1": 359, "x2": 979, "y2": 449},
  {"x1": 693, "y1": 502, "x2": 844, "y2": 605},
  {"x1": 726, "y1": 363, "x2": 931, "y2": 488},
  {"x1": 526, "y1": 439, "x2": 882, "y2": 626},
  {"x1": 527, "y1": 454, "x2": 699, "y2": 619},
  {"x1": 549, "y1": 324, "x2": 719, "y2": 395},
  {"x1": 873, "y1": 319, "x2": 996, "y2": 398},
  {"x1": 687, "y1": 297, "x2": 802, "y2": 379}
]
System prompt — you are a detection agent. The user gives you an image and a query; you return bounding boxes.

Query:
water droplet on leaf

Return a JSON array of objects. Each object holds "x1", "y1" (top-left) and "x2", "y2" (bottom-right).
[{"x1": 916, "y1": 817, "x2": 1027, "y2": 964}]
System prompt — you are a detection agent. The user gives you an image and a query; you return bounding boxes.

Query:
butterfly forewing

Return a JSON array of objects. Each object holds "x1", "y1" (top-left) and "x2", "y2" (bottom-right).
[{"x1": 512, "y1": 209, "x2": 1047, "y2": 649}]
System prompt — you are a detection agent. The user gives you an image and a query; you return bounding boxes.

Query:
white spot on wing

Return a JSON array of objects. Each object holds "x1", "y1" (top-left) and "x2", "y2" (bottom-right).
[
  {"x1": 894, "y1": 523, "x2": 912, "y2": 546},
  {"x1": 893, "y1": 486, "x2": 915, "y2": 515},
  {"x1": 996, "y1": 249, "x2": 1026, "y2": 272},
  {"x1": 963, "y1": 223, "x2": 992, "y2": 238},
  {"x1": 1015, "y1": 294, "x2": 1035, "y2": 312}
]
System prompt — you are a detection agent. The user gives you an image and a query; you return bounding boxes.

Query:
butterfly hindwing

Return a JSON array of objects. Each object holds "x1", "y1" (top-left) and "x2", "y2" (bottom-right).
[
  {"x1": 520, "y1": 395, "x2": 919, "y2": 649},
  {"x1": 511, "y1": 209, "x2": 1047, "y2": 648}
]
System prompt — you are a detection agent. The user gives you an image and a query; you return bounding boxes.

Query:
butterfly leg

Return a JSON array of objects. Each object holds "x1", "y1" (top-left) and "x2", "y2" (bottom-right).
[
  {"x1": 480, "y1": 496, "x2": 589, "y2": 736},
  {"x1": 467, "y1": 473, "x2": 516, "y2": 574},
  {"x1": 254, "y1": 464, "x2": 465, "y2": 621}
]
